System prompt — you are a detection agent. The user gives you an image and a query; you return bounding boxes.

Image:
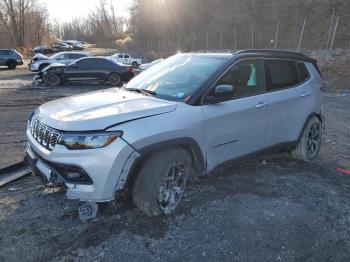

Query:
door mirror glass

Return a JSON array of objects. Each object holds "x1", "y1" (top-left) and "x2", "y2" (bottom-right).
[{"x1": 206, "y1": 85, "x2": 235, "y2": 103}]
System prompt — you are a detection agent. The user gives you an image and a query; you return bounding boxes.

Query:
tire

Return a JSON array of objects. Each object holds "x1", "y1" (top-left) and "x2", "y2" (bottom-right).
[
  {"x1": 7, "y1": 62, "x2": 16, "y2": 70},
  {"x1": 132, "y1": 61, "x2": 138, "y2": 68},
  {"x1": 39, "y1": 64, "x2": 49, "y2": 71},
  {"x1": 290, "y1": 116, "x2": 322, "y2": 161},
  {"x1": 106, "y1": 73, "x2": 121, "y2": 86},
  {"x1": 45, "y1": 72, "x2": 61, "y2": 86},
  {"x1": 132, "y1": 147, "x2": 192, "y2": 216}
]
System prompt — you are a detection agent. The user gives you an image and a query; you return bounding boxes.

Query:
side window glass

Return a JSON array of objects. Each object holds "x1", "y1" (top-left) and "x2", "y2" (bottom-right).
[
  {"x1": 124, "y1": 54, "x2": 130, "y2": 58},
  {"x1": 265, "y1": 60, "x2": 299, "y2": 91},
  {"x1": 216, "y1": 59, "x2": 264, "y2": 98},
  {"x1": 297, "y1": 62, "x2": 310, "y2": 82},
  {"x1": 118, "y1": 54, "x2": 123, "y2": 58},
  {"x1": 95, "y1": 59, "x2": 109, "y2": 68},
  {"x1": 77, "y1": 59, "x2": 94, "y2": 69},
  {"x1": 69, "y1": 54, "x2": 83, "y2": 59}
]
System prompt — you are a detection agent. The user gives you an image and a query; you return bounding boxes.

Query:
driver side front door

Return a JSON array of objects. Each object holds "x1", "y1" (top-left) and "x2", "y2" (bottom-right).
[{"x1": 202, "y1": 58, "x2": 271, "y2": 171}]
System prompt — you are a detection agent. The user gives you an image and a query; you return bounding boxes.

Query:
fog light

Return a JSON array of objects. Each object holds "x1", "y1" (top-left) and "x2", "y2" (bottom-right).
[{"x1": 65, "y1": 172, "x2": 82, "y2": 179}]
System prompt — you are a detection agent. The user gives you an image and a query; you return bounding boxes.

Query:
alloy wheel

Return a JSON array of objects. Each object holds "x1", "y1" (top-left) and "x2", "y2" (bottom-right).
[
  {"x1": 306, "y1": 122, "x2": 321, "y2": 158},
  {"x1": 158, "y1": 161, "x2": 187, "y2": 214}
]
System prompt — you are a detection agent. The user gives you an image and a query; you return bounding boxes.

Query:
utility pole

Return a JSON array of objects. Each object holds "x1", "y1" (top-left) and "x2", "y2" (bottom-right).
[
  {"x1": 251, "y1": 24, "x2": 254, "y2": 49},
  {"x1": 220, "y1": 32, "x2": 223, "y2": 50},
  {"x1": 234, "y1": 28, "x2": 237, "y2": 50},
  {"x1": 206, "y1": 33, "x2": 209, "y2": 50},
  {"x1": 274, "y1": 21, "x2": 280, "y2": 49},
  {"x1": 330, "y1": 16, "x2": 339, "y2": 50},
  {"x1": 297, "y1": 19, "x2": 307, "y2": 51},
  {"x1": 326, "y1": 8, "x2": 335, "y2": 49}
]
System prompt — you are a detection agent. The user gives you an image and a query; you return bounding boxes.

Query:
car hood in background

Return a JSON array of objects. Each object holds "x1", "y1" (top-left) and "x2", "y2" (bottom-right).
[
  {"x1": 35, "y1": 89, "x2": 177, "y2": 131},
  {"x1": 41, "y1": 63, "x2": 66, "y2": 72},
  {"x1": 32, "y1": 53, "x2": 48, "y2": 61}
]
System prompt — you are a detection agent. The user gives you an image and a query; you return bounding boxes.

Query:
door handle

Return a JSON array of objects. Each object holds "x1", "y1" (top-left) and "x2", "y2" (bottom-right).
[
  {"x1": 300, "y1": 92, "x2": 310, "y2": 97},
  {"x1": 255, "y1": 101, "x2": 270, "y2": 108}
]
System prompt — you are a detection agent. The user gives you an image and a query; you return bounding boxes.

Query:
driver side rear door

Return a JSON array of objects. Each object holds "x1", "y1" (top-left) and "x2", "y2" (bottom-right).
[{"x1": 201, "y1": 58, "x2": 271, "y2": 171}]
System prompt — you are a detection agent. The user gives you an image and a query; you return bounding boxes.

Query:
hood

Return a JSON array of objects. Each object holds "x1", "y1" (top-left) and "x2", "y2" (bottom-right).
[
  {"x1": 32, "y1": 53, "x2": 48, "y2": 61},
  {"x1": 35, "y1": 89, "x2": 177, "y2": 131},
  {"x1": 41, "y1": 63, "x2": 66, "y2": 72}
]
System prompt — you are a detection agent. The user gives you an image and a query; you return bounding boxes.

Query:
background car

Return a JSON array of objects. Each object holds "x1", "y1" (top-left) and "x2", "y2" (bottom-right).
[
  {"x1": 63, "y1": 40, "x2": 84, "y2": 50},
  {"x1": 32, "y1": 45, "x2": 54, "y2": 55},
  {"x1": 28, "y1": 51, "x2": 89, "y2": 72},
  {"x1": 40, "y1": 57, "x2": 134, "y2": 86},
  {"x1": 139, "y1": 58, "x2": 164, "y2": 71},
  {"x1": 110, "y1": 53, "x2": 142, "y2": 67},
  {"x1": 0, "y1": 49, "x2": 23, "y2": 69},
  {"x1": 51, "y1": 42, "x2": 73, "y2": 52}
]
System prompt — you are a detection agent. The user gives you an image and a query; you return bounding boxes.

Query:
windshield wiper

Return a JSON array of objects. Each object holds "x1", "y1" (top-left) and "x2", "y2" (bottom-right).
[{"x1": 124, "y1": 87, "x2": 157, "y2": 96}]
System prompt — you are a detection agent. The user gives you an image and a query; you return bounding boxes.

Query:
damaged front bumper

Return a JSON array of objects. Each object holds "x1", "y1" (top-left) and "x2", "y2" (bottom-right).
[
  {"x1": 26, "y1": 129, "x2": 139, "y2": 202},
  {"x1": 32, "y1": 74, "x2": 44, "y2": 86}
]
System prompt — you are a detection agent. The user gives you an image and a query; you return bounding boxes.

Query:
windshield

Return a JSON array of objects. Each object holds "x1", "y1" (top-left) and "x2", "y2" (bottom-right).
[
  {"x1": 50, "y1": 53, "x2": 63, "y2": 60},
  {"x1": 125, "y1": 54, "x2": 226, "y2": 102}
]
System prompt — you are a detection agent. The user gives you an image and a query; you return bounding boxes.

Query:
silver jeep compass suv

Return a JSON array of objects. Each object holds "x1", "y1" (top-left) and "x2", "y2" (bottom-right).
[{"x1": 26, "y1": 50, "x2": 324, "y2": 216}]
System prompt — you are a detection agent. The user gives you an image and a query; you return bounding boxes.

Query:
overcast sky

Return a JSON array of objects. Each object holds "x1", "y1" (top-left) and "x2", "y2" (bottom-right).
[{"x1": 40, "y1": 0, "x2": 132, "y2": 23}]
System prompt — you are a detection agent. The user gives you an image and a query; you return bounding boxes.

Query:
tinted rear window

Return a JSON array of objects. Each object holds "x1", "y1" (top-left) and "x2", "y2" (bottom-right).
[
  {"x1": 265, "y1": 60, "x2": 299, "y2": 91},
  {"x1": 297, "y1": 62, "x2": 310, "y2": 82}
]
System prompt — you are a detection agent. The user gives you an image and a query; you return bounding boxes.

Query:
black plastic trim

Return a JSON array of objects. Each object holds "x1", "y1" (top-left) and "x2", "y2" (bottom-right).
[{"x1": 137, "y1": 137, "x2": 205, "y2": 175}]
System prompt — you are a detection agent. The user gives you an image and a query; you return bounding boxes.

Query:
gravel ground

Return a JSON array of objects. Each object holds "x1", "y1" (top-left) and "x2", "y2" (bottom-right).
[{"x1": 0, "y1": 68, "x2": 350, "y2": 261}]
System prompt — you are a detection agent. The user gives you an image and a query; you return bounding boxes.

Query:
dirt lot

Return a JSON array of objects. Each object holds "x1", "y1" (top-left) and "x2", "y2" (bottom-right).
[{"x1": 0, "y1": 64, "x2": 350, "y2": 261}]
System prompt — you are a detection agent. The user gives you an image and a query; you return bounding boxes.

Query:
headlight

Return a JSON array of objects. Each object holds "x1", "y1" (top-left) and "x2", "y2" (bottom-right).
[{"x1": 57, "y1": 131, "x2": 122, "y2": 150}]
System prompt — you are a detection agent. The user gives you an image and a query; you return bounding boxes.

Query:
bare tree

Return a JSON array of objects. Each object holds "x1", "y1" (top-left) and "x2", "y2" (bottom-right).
[{"x1": 0, "y1": 0, "x2": 51, "y2": 48}]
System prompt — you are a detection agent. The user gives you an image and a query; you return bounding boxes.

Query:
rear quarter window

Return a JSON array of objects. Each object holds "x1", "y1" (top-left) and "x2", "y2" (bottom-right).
[
  {"x1": 297, "y1": 62, "x2": 310, "y2": 82},
  {"x1": 264, "y1": 60, "x2": 300, "y2": 91}
]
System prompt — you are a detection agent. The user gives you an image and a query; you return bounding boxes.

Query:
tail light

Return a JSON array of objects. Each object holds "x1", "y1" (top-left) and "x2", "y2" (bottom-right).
[{"x1": 127, "y1": 66, "x2": 133, "y2": 73}]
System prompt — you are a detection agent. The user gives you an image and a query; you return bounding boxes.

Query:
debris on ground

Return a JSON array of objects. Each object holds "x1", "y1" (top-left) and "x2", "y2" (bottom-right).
[
  {"x1": 78, "y1": 202, "x2": 99, "y2": 222},
  {"x1": 0, "y1": 160, "x2": 31, "y2": 187},
  {"x1": 337, "y1": 168, "x2": 350, "y2": 175}
]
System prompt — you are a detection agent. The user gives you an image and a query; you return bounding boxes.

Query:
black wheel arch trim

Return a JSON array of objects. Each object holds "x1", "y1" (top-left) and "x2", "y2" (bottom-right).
[
  {"x1": 297, "y1": 112, "x2": 325, "y2": 142},
  {"x1": 137, "y1": 137, "x2": 206, "y2": 175}
]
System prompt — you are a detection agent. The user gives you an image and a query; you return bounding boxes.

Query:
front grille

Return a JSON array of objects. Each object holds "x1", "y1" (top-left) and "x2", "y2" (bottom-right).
[{"x1": 29, "y1": 115, "x2": 61, "y2": 151}]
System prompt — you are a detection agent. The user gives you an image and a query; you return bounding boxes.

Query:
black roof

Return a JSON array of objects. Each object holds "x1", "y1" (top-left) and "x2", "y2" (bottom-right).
[{"x1": 184, "y1": 49, "x2": 315, "y2": 63}]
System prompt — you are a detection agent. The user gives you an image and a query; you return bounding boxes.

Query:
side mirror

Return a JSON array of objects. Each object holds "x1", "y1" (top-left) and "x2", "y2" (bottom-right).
[
  {"x1": 206, "y1": 85, "x2": 235, "y2": 103},
  {"x1": 56, "y1": 57, "x2": 61, "y2": 61}
]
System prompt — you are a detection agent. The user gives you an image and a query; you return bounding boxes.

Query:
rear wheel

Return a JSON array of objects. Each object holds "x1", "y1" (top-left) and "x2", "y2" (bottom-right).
[
  {"x1": 132, "y1": 61, "x2": 138, "y2": 68},
  {"x1": 107, "y1": 73, "x2": 121, "y2": 86},
  {"x1": 45, "y1": 72, "x2": 61, "y2": 86},
  {"x1": 132, "y1": 147, "x2": 192, "y2": 216},
  {"x1": 290, "y1": 116, "x2": 322, "y2": 161}
]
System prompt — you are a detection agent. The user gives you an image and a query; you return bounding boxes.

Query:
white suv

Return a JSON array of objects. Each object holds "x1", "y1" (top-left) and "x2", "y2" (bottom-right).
[{"x1": 26, "y1": 50, "x2": 324, "y2": 216}]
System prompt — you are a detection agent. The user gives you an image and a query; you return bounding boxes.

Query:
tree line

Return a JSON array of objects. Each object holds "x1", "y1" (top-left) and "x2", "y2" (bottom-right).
[
  {"x1": 0, "y1": 0, "x2": 349, "y2": 52},
  {"x1": 129, "y1": 0, "x2": 350, "y2": 51}
]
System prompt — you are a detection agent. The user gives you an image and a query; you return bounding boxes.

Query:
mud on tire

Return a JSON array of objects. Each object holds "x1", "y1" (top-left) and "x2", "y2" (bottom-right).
[
  {"x1": 290, "y1": 116, "x2": 322, "y2": 161},
  {"x1": 132, "y1": 147, "x2": 192, "y2": 216}
]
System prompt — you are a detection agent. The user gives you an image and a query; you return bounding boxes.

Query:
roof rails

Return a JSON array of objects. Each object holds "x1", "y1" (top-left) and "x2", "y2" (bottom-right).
[{"x1": 235, "y1": 49, "x2": 307, "y2": 58}]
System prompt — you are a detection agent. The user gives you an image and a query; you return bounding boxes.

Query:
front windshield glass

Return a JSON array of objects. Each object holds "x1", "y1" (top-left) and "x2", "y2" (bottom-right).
[{"x1": 125, "y1": 54, "x2": 227, "y2": 102}]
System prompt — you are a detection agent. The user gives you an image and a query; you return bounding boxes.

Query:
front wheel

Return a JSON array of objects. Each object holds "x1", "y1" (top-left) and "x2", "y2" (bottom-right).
[
  {"x1": 132, "y1": 147, "x2": 192, "y2": 216},
  {"x1": 7, "y1": 62, "x2": 16, "y2": 70},
  {"x1": 45, "y1": 72, "x2": 61, "y2": 86},
  {"x1": 106, "y1": 73, "x2": 121, "y2": 86},
  {"x1": 290, "y1": 116, "x2": 322, "y2": 161}
]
